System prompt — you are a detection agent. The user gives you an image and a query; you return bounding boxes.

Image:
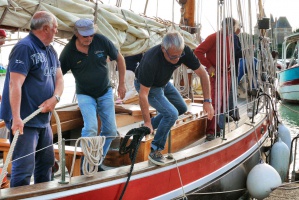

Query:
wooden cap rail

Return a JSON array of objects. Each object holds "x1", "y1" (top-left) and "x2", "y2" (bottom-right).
[{"x1": 0, "y1": 121, "x2": 5, "y2": 129}]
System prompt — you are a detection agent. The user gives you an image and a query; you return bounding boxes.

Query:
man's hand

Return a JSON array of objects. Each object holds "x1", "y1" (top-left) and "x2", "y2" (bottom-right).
[
  {"x1": 39, "y1": 96, "x2": 57, "y2": 113},
  {"x1": 207, "y1": 66, "x2": 216, "y2": 77},
  {"x1": 117, "y1": 83, "x2": 126, "y2": 99},
  {"x1": 143, "y1": 121, "x2": 154, "y2": 134},
  {"x1": 203, "y1": 102, "x2": 214, "y2": 120},
  {"x1": 11, "y1": 117, "x2": 24, "y2": 135}
]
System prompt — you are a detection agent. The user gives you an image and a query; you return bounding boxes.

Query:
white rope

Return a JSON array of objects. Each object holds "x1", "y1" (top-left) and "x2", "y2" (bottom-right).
[
  {"x1": 108, "y1": 60, "x2": 119, "y2": 98},
  {"x1": 0, "y1": 107, "x2": 43, "y2": 186},
  {"x1": 173, "y1": 64, "x2": 189, "y2": 97},
  {"x1": 70, "y1": 136, "x2": 106, "y2": 179},
  {"x1": 52, "y1": 109, "x2": 63, "y2": 175}
]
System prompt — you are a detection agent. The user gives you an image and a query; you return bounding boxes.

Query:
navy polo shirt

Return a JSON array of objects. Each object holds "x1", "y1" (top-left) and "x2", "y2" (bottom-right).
[{"x1": 0, "y1": 32, "x2": 59, "y2": 127}]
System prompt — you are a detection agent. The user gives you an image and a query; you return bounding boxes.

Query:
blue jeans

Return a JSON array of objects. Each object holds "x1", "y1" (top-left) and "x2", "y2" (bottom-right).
[
  {"x1": 135, "y1": 80, "x2": 187, "y2": 151},
  {"x1": 77, "y1": 88, "x2": 117, "y2": 157},
  {"x1": 9, "y1": 124, "x2": 54, "y2": 187}
]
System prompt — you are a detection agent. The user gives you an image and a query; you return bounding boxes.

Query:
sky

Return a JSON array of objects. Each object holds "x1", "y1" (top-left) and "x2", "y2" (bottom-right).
[{"x1": 101, "y1": 0, "x2": 299, "y2": 39}]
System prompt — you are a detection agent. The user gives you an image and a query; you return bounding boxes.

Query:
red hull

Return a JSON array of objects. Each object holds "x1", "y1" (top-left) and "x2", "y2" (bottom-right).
[{"x1": 53, "y1": 116, "x2": 268, "y2": 200}]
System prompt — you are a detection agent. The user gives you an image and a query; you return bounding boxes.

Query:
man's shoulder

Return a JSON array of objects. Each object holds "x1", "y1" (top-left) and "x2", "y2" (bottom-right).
[
  {"x1": 144, "y1": 45, "x2": 160, "y2": 56},
  {"x1": 93, "y1": 33, "x2": 111, "y2": 42}
]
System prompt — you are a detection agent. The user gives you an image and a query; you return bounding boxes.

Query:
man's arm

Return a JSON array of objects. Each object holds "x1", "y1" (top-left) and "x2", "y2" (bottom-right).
[
  {"x1": 193, "y1": 66, "x2": 214, "y2": 120},
  {"x1": 116, "y1": 52, "x2": 126, "y2": 99},
  {"x1": 39, "y1": 68, "x2": 64, "y2": 113},
  {"x1": 139, "y1": 84, "x2": 153, "y2": 133},
  {"x1": 9, "y1": 72, "x2": 26, "y2": 134},
  {"x1": 194, "y1": 35, "x2": 216, "y2": 77}
]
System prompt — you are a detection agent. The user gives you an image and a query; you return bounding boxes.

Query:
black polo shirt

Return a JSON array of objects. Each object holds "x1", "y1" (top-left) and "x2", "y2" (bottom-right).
[
  {"x1": 135, "y1": 44, "x2": 200, "y2": 87},
  {"x1": 60, "y1": 34, "x2": 118, "y2": 98}
]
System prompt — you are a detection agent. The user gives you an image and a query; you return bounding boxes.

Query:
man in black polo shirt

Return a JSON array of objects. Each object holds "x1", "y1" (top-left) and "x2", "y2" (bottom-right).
[
  {"x1": 134, "y1": 30, "x2": 214, "y2": 165},
  {"x1": 59, "y1": 18, "x2": 126, "y2": 171}
]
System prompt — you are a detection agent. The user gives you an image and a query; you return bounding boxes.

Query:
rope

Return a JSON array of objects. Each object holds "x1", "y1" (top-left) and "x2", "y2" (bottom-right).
[
  {"x1": 0, "y1": 107, "x2": 43, "y2": 186},
  {"x1": 70, "y1": 136, "x2": 106, "y2": 178},
  {"x1": 173, "y1": 64, "x2": 189, "y2": 97},
  {"x1": 173, "y1": 158, "x2": 187, "y2": 199},
  {"x1": 279, "y1": 101, "x2": 299, "y2": 115},
  {"x1": 52, "y1": 108, "x2": 63, "y2": 177},
  {"x1": 20, "y1": 0, "x2": 42, "y2": 30},
  {"x1": 118, "y1": 126, "x2": 150, "y2": 200}
]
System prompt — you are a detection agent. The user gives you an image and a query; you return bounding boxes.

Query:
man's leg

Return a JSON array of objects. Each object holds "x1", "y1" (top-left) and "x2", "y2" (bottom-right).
[
  {"x1": 164, "y1": 82, "x2": 188, "y2": 115},
  {"x1": 77, "y1": 94, "x2": 99, "y2": 173},
  {"x1": 96, "y1": 88, "x2": 118, "y2": 158},
  {"x1": 10, "y1": 126, "x2": 37, "y2": 187},
  {"x1": 34, "y1": 124, "x2": 54, "y2": 184},
  {"x1": 77, "y1": 94, "x2": 98, "y2": 137},
  {"x1": 148, "y1": 84, "x2": 180, "y2": 151}
]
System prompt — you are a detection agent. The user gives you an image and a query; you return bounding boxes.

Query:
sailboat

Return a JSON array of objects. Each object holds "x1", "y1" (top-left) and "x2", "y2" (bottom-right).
[
  {"x1": 0, "y1": 0, "x2": 282, "y2": 199},
  {"x1": 277, "y1": 33, "x2": 299, "y2": 103}
]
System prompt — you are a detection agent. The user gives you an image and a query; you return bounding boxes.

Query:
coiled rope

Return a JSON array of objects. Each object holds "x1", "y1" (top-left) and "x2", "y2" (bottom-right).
[
  {"x1": 173, "y1": 64, "x2": 190, "y2": 97},
  {"x1": 70, "y1": 136, "x2": 106, "y2": 178},
  {"x1": 118, "y1": 126, "x2": 151, "y2": 200}
]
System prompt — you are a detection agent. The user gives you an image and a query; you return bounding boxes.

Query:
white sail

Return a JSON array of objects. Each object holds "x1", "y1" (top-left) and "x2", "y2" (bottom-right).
[{"x1": 0, "y1": 0, "x2": 198, "y2": 55}]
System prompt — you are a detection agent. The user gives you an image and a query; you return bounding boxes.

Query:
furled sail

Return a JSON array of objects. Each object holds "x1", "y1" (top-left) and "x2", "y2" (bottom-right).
[{"x1": 0, "y1": 0, "x2": 198, "y2": 55}]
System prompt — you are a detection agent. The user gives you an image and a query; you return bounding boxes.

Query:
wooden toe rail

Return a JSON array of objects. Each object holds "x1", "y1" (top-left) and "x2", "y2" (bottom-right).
[{"x1": 0, "y1": 138, "x2": 83, "y2": 177}]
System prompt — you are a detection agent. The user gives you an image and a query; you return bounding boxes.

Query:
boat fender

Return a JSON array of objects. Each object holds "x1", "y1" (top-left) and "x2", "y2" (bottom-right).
[
  {"x1": 247, "y1": 161, "x2": 281, "y2": 199},
  {"x1": 277, "y1": 123, "x2": 293, "y2": 162},
  {"x1": 270, "y1": 137, "x2": 290, "y2": 182},
  {"x1": 277, "y1": 123, "x2": 291, "y2": 150}
]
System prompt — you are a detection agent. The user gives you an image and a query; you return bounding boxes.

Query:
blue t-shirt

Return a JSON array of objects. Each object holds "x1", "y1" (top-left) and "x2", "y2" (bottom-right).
[{"x1": 0, "y1": 32, "x2": 60, "y2": 127}]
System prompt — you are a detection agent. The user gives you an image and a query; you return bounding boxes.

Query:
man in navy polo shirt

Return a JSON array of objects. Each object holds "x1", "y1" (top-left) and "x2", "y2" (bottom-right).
[
  {"x1": 0, "y1": 11, "x2": 64, "y2": 187},
  {"x1": 59, "y1": 18, "x2": 126, "y2": 171}
]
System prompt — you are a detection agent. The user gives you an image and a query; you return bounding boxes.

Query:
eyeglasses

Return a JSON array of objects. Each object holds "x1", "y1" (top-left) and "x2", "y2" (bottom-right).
[
  {"x1": 82, "y1": 34, "x2": 94, "y2": 38},
  {"x1": 164, "y1": 48, "x2": 185, "y2": 60}
]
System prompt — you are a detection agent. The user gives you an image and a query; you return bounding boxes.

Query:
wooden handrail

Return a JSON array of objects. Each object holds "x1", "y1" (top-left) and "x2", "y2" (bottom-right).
[{"x1": 0, "y1": 121, "x2": 5, "y2": 129}]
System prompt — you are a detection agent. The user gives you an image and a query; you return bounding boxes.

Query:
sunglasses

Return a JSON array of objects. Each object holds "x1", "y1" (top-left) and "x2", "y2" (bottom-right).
[
  {"x1": 164, "y1": 48, "x2": 185, "y2": 60},
  {"x1": 82, "y1": 34, "x2": 94, "y2": 38}
]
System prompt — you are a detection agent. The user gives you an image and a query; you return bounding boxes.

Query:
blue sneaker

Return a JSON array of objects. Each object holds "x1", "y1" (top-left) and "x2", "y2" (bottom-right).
[{"x1": 148, "y1": 150, "x2": 166, "y2": 166}]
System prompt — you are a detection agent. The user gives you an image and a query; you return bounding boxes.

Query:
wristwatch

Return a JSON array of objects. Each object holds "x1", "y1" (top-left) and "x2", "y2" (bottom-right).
[
  {"x1": 203, "y1": 98, "x2": 212, "y2": 103},
  {"x1": 54, "y1": 95, "x2": 60, "y2": 102}
]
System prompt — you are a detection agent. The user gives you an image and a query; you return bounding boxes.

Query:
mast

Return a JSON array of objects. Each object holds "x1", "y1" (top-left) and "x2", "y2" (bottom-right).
[
  {"x1": 258, "y1": 0, "x2": 267, "y2": 37},
  {"x1": 258, "y1": 0, "x2": 264, "y2": 19},
  {"x1": 180, "y1": 0, "x2": 196, "y2": 33}
]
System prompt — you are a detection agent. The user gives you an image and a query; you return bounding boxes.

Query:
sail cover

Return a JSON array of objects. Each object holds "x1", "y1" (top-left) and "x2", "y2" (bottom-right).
[{"x1": 0, "y1": 0, "x2": 198, "y2": 55}]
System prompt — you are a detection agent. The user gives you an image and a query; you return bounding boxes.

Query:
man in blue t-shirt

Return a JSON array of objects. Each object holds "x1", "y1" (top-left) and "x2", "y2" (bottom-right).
[
  {"x1": 59, "y1": 18, "x2": 126, "y2": 171},
  {"x1": 0, "y1": 11, "x2": 64, "y2": 187},
  {"x1": 134, "y1": 30, "x2": 214, "y2": 166}
]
